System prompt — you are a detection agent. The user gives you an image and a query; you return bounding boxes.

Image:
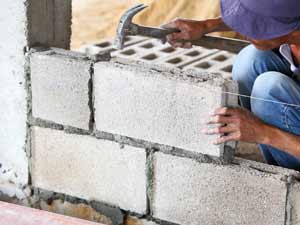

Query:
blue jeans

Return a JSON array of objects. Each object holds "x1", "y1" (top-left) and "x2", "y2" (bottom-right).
[{"x1": 233, "y1": 45, "x2": 300, "y2": 170}]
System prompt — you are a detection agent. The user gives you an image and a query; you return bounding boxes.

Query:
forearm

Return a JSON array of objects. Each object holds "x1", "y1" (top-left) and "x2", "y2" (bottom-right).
[
  {"x1": 204, "y1": 17, "x2": 232, "y2": 33},
  {"x1": 262, "y1": 124, "x2": 300, "y2": 158}
]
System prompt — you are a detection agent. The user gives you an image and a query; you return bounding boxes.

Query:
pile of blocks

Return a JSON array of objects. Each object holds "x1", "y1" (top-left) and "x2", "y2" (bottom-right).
[{"x1": 81, "y1": 36, "x2": 235, "y2": 79}]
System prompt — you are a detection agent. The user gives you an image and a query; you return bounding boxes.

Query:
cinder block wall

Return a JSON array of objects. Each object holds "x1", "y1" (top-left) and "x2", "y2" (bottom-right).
[{"x1": 25, "y1": 48, "x2": 300, "y2": 225}]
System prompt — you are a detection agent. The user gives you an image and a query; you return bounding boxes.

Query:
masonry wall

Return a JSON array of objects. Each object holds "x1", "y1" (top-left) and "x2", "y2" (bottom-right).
[{"x1": 25, "y1": 47, "x2": 300, "y2": 225}]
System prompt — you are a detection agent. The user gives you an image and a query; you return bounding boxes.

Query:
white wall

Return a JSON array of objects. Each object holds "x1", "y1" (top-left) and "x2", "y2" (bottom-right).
[
  {"x1": 0, "y1": 0, "x2": 71, "y2": 199},
  {"x1": 0, "y1": 0, "x2": 29, "y2": 199}
]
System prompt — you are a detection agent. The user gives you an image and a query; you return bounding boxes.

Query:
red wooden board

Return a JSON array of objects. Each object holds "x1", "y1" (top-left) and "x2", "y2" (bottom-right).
[{"x1": 0, "y1": 201, "x2": 104, "y2": 225}]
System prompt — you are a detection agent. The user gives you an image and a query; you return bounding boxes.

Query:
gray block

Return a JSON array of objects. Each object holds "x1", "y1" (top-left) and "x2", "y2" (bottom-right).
[
  {"x1": 159, "y1": 46, "x2": 218, "y2": 68},
  {"x1": 80, "y1": 36, "x2": 148, "y2": 55},
  {"x1": 31, "y1": 127, "x2": 147, "y2": 214},
  {"x1": 112, "y1": 39, "x2": 186, "y2": 63},
  {"x1": 183, "y1": 51, "x2": 236, "y2": 79},
  {"x1": 152, "y1": 152, "x2": 288, "y2": 225},
  {"x1": 236, "y1": 142, "x2": 264, "y2": 162},
  {"x1": 94, "y1": 58, "x2": 238, "y2": 158},
  {"x1": 30, "y1": 49, "x2": 91, "y2": 129}
]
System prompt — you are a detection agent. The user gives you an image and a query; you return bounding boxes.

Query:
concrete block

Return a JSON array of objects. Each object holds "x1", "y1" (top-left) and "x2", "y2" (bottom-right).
[
  {"x1": 112, "y1": 39, "x2": 186, "y2": 63},
  {"x1": 27, "y1": 0, "x2": 72, "y2": 49},
  {"x1": 236, "y1": 142, "x2": 264, "y2": 162},
  {"x1": 80, "y1": 36, "x2": 148, "y2": 55},
  {"x1": 94, "y1": 58, "x2": 238, "y2": 158},
  {"x1": 31, "y1": 127, "x2": 147, "y2": 214},
  {"x1": 183, "y1": 51, "x2": 236, "y2": 79},
  {"x1": 112, "y1": 40, "x2": 218, "y2": 69},
  {"x1": 159, "y1": 47, "x2": 218, "y2": 68},
  {"x1": 30, "y1": 49, "x2": 91, "y2": 129},
  {"x1": 152, "y1": 152, "x2": 288, "y2": 225},
  {"x1": 290, "y1": 182, "x2": 300, "y2": 225}
]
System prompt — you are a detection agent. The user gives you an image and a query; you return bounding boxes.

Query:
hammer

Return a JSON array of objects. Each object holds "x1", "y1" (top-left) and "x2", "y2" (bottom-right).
[{"x1": 115, "y1": 4, "x2": 249, "y2": 53}]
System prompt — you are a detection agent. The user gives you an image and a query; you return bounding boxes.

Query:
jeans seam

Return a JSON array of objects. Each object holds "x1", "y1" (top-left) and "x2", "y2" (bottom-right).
[{"x1": 282, "y1": 105, "x2": 291, "y2": 132}]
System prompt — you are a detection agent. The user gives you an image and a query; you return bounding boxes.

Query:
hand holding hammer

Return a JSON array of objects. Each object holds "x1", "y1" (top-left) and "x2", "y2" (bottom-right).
[{"x1": 115, "y1": 4, "x2": 249, "y2": 53}]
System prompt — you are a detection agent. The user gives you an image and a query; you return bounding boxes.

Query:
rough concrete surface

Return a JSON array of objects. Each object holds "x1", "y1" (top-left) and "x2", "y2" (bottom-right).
[
  {"x1": 152, "y1": 152, "x2": 287, "y2": 225},
  {"x1": 31, "y1": 127, "x2": 147, "y2": 214},
  {"x1": 0, "y1": 0, "x2": 29, "y2": 198},
  {"x1": 30, "y1": 50, "x2": 91, "y2": 130},
  {"x1": 94, "y1": 58, "x2": 237, "y2": 158}
]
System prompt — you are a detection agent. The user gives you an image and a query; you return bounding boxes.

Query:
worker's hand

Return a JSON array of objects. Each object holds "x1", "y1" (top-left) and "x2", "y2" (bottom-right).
[
  {"x1": 202, "y1": 107, "x2": 268, "y2": 144},
  {"x1": 161, "y1": 18, "x2": 209, "y2": 48}
]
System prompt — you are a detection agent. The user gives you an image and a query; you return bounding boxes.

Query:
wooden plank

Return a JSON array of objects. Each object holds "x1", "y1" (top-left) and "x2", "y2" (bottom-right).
[{"x1": 0, "y1": 201, "x2": 103, "y2": 225}]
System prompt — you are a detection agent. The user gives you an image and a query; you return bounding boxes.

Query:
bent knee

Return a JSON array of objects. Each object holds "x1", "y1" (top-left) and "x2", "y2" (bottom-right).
[
  {"x1": 232, "y1": 45, "x2": 277, "y2": 82},
  {"x1": 251, "y1": 72, "x2": 290, "y2": 99}
]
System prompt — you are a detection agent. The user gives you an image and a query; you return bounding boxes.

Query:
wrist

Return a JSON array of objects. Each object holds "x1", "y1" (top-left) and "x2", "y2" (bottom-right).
[
  {"x1": 204, "y1": 17, "x2": 230, "y2": 33},
  {"x1": 260, "y1": 123, "x2": 276, "y2": 145},
  {"x1": 204, "y1": 18, "x2": 222, "y2": 33}
]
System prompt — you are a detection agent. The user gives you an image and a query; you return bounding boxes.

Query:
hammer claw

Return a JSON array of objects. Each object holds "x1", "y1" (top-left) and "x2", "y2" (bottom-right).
[{"x1": 115, "y1": 4, "x2": 149, "y2": 49}]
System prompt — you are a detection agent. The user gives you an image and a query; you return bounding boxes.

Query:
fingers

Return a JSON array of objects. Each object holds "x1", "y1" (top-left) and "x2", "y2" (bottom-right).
[
  {"x1": 162, "y1": 18, "x2": 193, "y2": 49},
  {"x1": 206, "y1": 115, "x2": 234, "y2": 125},
  {"x1": 213, "y1": 133, "x2": 239, "y2": 145},
  {"x1": 161, "y1": 19, "x2": 179, "y2": 30},
  {"x1": 202, "y1": 124, "x2": 236, "y2": 135},
  {"x1": 211, "y1": 107, "x2": 236, "y2": 116}
]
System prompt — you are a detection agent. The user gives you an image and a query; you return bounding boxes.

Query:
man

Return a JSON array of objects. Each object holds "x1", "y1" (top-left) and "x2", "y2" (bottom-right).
[{"x1": 163, "y1": 0, "x2": 300, "y2": 170}]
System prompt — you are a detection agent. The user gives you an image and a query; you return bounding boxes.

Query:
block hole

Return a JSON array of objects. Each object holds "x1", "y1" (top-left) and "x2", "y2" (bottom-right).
[
  {"x1": 124, "y1": 37, "x2": 131, "y2": 42},
  {"x1": 140, "y1": 43, "x2": 155, "y2": 49},
  {"x1": 120, "y1": 49, "x2": 136, "y2": 56},
  {"x1": 221, "y1": 65, "x2": 233, "y2": 73},
  {"x1": 161, "y1": 47, "x2": 176, "y2": 53},
  {"x1": 142, "y1": 54, "x2": 158, "y2": 60},
  {"x1": 166, "y1": 57, "x2": 182, "y2": 64},
  {"x1": 95, "y1": 42, "x2": 111, "y2": 48},
  {"x1": 213, "y1": 55, "x2": 228, "y2": 62},
  {"x1": 185, "y1": 51, "x2": 201, "y2": 57},
  {"x1": 195, "y1": 62, "x2": 212, "y2": 69}
]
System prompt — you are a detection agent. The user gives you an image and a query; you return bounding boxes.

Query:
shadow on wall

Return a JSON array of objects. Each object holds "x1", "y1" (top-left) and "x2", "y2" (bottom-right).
[{"x1": 71, "y1": 0, "x2": 240, "y2": 50}]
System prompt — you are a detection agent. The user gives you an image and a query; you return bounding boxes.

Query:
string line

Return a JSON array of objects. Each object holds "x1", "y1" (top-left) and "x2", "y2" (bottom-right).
[{"x1": 221, "y1": 91, "x2": 300, "y2": 108}]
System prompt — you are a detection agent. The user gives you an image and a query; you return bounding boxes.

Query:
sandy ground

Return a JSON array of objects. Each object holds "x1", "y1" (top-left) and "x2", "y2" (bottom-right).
[
  {"x1": 71, "y1": 0, "x2": 239, "y2": 50},
  {"x1": 71, "y1": 0, "x2": 152, "y2": 49}
]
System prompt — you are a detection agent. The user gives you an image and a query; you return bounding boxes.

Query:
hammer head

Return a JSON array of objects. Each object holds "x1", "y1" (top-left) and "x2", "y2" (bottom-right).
[{"x1": 115, "y1": 4, "x2": 148, "y2": 49}]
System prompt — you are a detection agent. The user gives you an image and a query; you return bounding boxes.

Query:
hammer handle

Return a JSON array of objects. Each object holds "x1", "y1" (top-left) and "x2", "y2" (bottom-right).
[
  {"x1": 190, "y1": 36, "x2": 250, "y2": 54},
  {"x1": 135, "y1": 25, "x2": 249, "y2": 53},
  {"x1": 136, "y1": 25, "x2": 175, "y2": 39}
]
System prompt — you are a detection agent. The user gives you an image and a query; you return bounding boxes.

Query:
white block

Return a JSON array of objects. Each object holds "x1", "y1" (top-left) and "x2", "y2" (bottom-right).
[
  {"x1": 31, "y1": 127, "x2": 147, "y2": 213},
  {"x1": 31, "y1": 49, "x2": 91, "y2": 129},
  {"x1": 153, "y1": 152, "x2": 288, "y2": 225},
  {"x1": 94, "y1": 59, "x2": 238, "y2": 158}
]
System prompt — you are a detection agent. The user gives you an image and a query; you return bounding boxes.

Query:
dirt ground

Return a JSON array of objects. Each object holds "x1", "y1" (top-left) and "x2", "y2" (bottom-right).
[
  {"x1": 71, "y1": 0, "x2": 239, "y2": 50},
  {"x1": 71, "y1": 0, "x2": 152, "y2": 49}
]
